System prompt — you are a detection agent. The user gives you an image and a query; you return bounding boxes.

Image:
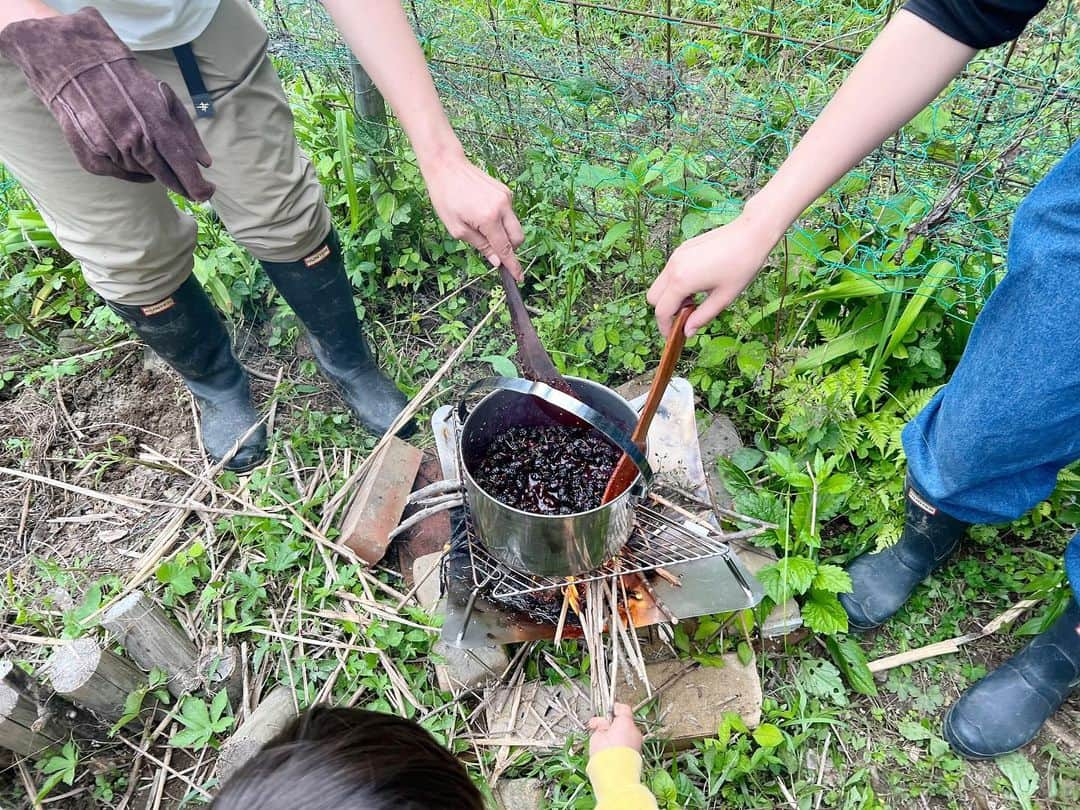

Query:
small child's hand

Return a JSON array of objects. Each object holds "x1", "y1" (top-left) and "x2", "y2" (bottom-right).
[{"x1": 588, "y1": 703, "x2": 643, "y2": 756}]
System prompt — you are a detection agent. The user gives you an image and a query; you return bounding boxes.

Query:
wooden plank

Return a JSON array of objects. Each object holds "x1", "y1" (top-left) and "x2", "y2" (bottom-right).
[
  {"x1": 217, "y1": 686, "x2": 297, "y2": 783},
  {"x1": 0, "y1": 660, "x2": 69, "y2": 756}
]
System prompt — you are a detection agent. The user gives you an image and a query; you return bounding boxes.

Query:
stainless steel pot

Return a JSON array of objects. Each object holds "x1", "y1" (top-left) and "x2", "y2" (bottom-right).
[{"x1": 459, "y1": 376, "x2": 649, "y2": 577}]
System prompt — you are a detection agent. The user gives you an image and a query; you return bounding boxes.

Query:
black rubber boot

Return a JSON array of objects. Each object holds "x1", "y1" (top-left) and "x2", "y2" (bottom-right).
[
  {"x1": 108, "y1": 276, "x2": 266, "y2": 472},
  {"x1": 943, "y1": 596, "x2": 1080, "y2": 759},
  {"x1": 261, "y1": 230, "x2": 415, "y2": 437},
  {"x1": 839, "y1": 476, "x2": 969, "y2": 631}
]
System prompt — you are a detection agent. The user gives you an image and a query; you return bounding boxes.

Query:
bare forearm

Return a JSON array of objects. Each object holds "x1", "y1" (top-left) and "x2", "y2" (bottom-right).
[
  {"x1": 745, "y1": 10, "x2": 975, "y2": 240},
  {"x1": 0, "y1": 0, "x2": 58, "y2": 28},
  {"x1": 320, "y1": 0, "x2": 462, "y2": 168}
]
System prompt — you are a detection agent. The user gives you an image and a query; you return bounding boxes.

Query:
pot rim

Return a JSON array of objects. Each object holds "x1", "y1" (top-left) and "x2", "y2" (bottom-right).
[{"x1": 459, "y1": 376, "x2": 645, "y2": 519}]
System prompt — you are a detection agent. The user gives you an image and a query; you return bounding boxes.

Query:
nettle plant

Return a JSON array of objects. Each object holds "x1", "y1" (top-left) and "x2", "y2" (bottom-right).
[{"x1": 719, "y1": 447, "x2": 855, "y2": 635}]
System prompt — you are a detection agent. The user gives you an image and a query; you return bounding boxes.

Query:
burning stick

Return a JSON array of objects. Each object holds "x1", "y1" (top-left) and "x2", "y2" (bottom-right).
[
  {"x1": 653, "y1": 566, "x2": 682, "y2": 587},
  {"x1": 553, "y1": 577, "x2": 578, "y2": 649},
  {"x1": 633, "y1": 573, "x2": 679, "y2": 625}
]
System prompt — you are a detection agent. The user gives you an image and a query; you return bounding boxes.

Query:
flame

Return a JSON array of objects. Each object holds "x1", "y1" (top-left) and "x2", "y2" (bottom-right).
[{"x1": 564, "y1": 576, "x2": 581, "y2": 615}]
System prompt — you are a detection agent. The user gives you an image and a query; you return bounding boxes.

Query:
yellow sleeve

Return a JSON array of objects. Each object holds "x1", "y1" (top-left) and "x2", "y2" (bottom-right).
[{"x1": 586, "y1": 747, "x2": 659, "y2": 810}]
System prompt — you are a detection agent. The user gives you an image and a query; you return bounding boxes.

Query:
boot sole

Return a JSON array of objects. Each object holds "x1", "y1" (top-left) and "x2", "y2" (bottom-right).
[{"x1": 215, "y1": 448, "x2": 268, "y2": 474}]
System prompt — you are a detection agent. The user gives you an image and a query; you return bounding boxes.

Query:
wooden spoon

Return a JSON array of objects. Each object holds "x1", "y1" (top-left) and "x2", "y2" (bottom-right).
[
  {"x1": 601, "y1": 301, "x2": 696, "y2": 504},
  {"x1": 497, "y1": 266, "x2": 577, "y2": 398}
]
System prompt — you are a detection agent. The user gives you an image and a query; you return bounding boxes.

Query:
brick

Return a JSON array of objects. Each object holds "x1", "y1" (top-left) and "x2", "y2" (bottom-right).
[
  {"x1": 338, "y1": 437, "x2": 423, "y2": 564},
  {"x1": 398, "y1": 455, "x2": 454, "y2": 581}
]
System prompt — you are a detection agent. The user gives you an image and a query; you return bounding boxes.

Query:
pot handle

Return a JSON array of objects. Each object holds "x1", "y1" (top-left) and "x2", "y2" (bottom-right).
[{"x1": 463, "y1": 376, "x2": 653, "y2": 488}]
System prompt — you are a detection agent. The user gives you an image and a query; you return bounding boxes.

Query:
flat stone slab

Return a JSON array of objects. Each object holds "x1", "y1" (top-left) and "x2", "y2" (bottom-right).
[
  {"x1": 494, "y1": 778, "x2": 546, "y2": 810},
  {"x1": 483, "y1": 653, "x2": 761, "y2": 751},
  {"x1": 412, "y1": 554, "x2": 508, "y2": 693},
  {"x1": 734, "y1": 542, "x2": 803, "y2": 638},
  {"x1": 697, "y1": 415, "x2": 803, "y2": 639},
  {"x1": 698, "y1": 414, "x2": 742, "y2": 510},
  {"x1": 434, "y1": 639, "x2": 508, "y2": 694},
  {"x1": 623, "y1": 655, "x2": 761, "y2": 748},
  {"x1": 484, "y1": 680, "x2": 589, "y2": 749},
  {"x1": 411, "y1": 551, "x2": 444, "y2": 614}
]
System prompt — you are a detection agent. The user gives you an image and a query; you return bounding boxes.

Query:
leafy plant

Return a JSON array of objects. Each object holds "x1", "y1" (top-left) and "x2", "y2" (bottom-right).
[
  {"x1": 168, "y1": 691, "x2": 234, "y2": 750},
  {"x1": 36, "y1": 740, "x2": 78, "y2": 802},
  {"x1": 111, "y1": 668, "x2": 171, "y2": 734},
  {"x1": 997, "y1": 752, "x2": 1039, "y2": 810}
]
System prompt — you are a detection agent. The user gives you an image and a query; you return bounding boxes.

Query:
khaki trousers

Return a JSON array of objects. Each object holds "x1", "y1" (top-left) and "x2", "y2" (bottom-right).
[{"x1": 0, "y1": 0, "x2": 331, "y2": 306}]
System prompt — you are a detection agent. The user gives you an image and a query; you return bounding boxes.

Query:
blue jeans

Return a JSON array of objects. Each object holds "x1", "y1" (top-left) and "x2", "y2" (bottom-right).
[{"x1": 901, "y1": 138, "x2": 1080, "y2": 603}]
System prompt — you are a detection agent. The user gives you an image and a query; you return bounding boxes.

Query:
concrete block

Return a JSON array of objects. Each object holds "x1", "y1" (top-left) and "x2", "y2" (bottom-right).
[
  {"x1": 494, "y1": 778, "x2": 546, "y2": 810},
  {"x1": 483, "y1": 653, "x2": 762, "y2": 751},
  {"x1": 434, "y1": 640, "x2": 509, "y2": 693},
  {"x1": 338, "y1": 437, "x2": 423, "y2": 564},
  {"x1": 411, "y1": 552, "x2": 444, "y2": 614}
]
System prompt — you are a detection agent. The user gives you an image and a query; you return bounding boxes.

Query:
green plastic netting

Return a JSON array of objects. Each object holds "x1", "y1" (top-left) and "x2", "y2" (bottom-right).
[{"x1": 262, "y1": 0, "x2": 1079, "y2": 305}]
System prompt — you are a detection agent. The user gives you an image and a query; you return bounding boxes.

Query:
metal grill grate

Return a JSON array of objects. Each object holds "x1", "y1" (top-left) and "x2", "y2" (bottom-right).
[{"x1": 464, "y1": 497, "x2": 752, "y2": 599}]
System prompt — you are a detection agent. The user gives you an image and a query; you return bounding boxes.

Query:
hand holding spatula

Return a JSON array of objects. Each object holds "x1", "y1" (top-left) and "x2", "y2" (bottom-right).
[
  {"x1": 601, "y1": 301, "x2": 696, "y2": 504},
  {"x1": 496, "y1": 265, "x2": 578, "y2": 398}
]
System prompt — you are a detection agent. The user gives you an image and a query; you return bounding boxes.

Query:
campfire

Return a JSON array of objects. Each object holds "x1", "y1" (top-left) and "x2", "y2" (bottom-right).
[{"x1": 428, "y1": 377, "x2": 769, "y2": 651}]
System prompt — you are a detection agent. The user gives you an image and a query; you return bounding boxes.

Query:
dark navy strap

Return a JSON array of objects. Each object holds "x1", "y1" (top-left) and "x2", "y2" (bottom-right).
[{"x1": 172, "y1": 43, "x2": 215, "y2": 118}]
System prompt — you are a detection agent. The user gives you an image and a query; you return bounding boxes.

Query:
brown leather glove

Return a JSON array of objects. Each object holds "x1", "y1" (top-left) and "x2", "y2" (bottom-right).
[{"x1": 0, "y1": 7, "x2": 215, "y2": 201}]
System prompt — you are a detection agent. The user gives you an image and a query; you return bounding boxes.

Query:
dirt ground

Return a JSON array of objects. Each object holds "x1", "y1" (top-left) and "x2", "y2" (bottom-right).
[
  {"x1": 0, "y1": 340, "x2": 359, "y2": 810},
  {"x1": 2, "y1": 348, "x2": 1078, "y2": 809}
]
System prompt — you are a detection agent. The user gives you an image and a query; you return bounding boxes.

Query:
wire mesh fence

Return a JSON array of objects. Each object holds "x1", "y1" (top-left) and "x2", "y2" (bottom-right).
[
  {"x1": 3, "y1": 1, "x2": 1078, "y2": 311},
  {"x1": 263, "y1": 0, "x2": 1079, "y2": 308}
]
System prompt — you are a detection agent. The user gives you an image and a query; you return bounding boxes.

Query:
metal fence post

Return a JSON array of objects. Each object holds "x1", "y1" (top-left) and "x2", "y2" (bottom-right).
[{"x1": 350, "y1": 57, "x2": 394, "y2": 181}]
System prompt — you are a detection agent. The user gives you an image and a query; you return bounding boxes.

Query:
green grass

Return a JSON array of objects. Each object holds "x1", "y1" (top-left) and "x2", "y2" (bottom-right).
[{"x1": 2, "y1": 1, "x2": 1079, "y2": 807}]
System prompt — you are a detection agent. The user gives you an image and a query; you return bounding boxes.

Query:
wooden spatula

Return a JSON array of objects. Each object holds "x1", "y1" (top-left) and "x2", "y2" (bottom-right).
[
  {"x1": 498, "y1": 266, "x2": 577, "y2": 398},
  {"x1": 601, "y1": 302, "x2": 696, "y2": 504}
]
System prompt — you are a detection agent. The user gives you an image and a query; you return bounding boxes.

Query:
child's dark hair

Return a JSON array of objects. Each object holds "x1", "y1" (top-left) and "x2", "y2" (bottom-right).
[{"x1": 211, "y1": 705, "x2": 484, "y2": 810}]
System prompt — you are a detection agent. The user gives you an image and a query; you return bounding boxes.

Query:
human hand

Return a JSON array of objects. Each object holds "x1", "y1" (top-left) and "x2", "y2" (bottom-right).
[
  {"x1": 588, "y1": 703, "x2": 644, "y2": 756},
  {"x1": 420, "y1": 148, "x2": 525, "y2": 281},
  {"x1": 0, "y1": 0, "x2": 58, "y2": 28},
  {"x1": 646, "y1": 210, "x2": 783, "y2": 339}
]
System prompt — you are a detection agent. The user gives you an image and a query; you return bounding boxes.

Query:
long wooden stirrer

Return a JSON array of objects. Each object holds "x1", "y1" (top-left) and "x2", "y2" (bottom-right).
[
  {"x1": 497, "y1": 266, "x2": 576, "y2": 397},
  {"x1": 601, "y1": 302, "x2": 695, "y2": 503}
]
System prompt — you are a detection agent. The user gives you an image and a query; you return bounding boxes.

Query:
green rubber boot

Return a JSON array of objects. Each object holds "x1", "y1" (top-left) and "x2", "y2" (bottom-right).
[
  {"x1": 261, "y1": 230, "x2": 415, "y2": 437},
  {"x1": 108, "y1": 276, "x2": 266, "y2": 472}
]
